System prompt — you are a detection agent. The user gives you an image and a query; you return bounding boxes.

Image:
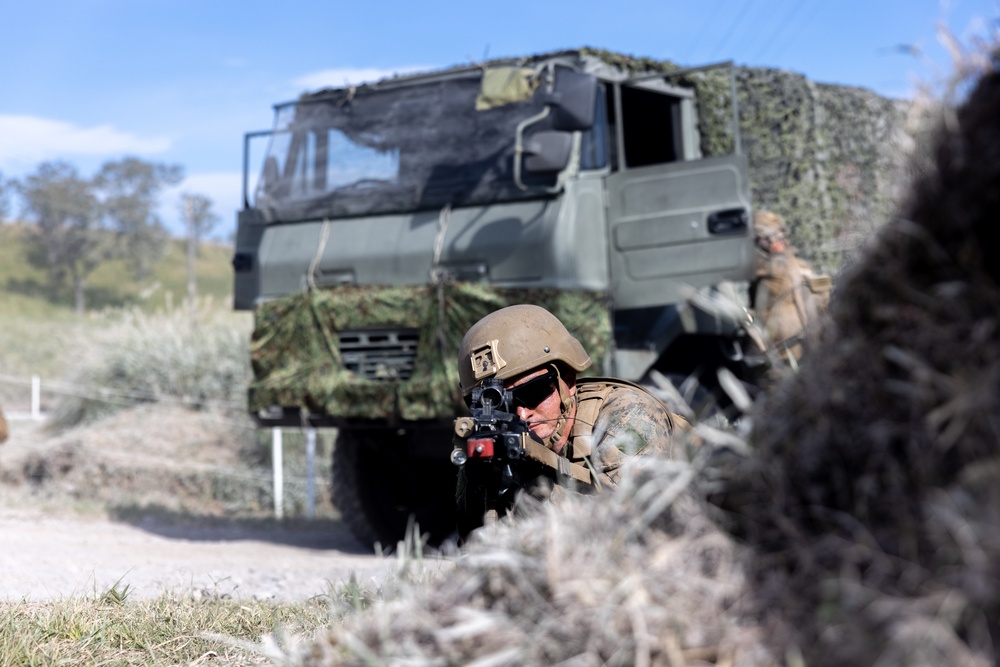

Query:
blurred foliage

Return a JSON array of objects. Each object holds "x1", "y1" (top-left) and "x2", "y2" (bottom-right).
[
  {"x1": 48, "y1": 305, "x2": 252, "y2": 429},
  {"x1": 0, "y1": 222, "x2": 240, "y2": 407},
  {"x1": 13, "y1": 158, "x2": 185, "y2": 313},
  {"x1": 0, "y1": 222, "x2": 234, "y2": 317}
]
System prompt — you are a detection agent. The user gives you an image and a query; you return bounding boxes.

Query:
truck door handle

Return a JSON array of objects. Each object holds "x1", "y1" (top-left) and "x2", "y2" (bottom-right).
[{"x1": 707, "y1": 208, "x2": 749, "y2": 235}]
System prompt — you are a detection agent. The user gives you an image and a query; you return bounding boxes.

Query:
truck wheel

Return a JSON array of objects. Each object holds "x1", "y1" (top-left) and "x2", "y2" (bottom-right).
[{"x1": 331, "y1": 428, "x2": 458, "y2": 551}]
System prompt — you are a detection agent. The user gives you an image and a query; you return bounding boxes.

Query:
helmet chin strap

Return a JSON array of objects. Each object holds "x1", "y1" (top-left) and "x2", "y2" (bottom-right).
[{"x1": 544, "y1": 365, "x2": 576, "y2": 451}]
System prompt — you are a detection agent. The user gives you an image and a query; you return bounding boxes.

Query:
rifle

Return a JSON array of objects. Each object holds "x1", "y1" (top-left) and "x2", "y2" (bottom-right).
[{"x1": 450, "y1": 379, "x2": 591, "y2": 539}]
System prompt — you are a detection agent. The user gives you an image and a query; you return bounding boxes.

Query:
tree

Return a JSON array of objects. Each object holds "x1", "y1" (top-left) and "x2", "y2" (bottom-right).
[
  {"x1": 178, "y1": 192, "x2": 220, "y2": 321},
  {"x1": 179, "y1": 192, "x2": 220, "y2": 250},
  {"x1": 0, "y1": 171, "x2": 10, "y2": 222},
  {"x1": 95, "y1": 157, "x2": 184, "y2": 279},
  {"x1": 18, "y1": 161, "x2": 112, "y2": 314},
  {"x1": 16, "y1": 157, "x2": 186, "y2": 314}
]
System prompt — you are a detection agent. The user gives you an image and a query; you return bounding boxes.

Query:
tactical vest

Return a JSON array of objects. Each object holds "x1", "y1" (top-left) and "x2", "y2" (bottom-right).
[{"x1": 528, "y1": 377, "x2": 663, "y2": 489}]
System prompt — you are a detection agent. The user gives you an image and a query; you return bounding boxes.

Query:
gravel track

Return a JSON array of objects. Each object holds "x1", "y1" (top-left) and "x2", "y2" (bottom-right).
[
  {"x1": 0, "y1": 507, "x2": 397, "y2": 602},
  {"x1": 0, "y1": 416, "x2": 412, "y2": 602}
]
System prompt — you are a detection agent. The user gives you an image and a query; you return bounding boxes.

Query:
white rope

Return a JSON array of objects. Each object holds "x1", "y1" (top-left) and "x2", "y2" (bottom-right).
[
  {"x1": 431, "y1": 204, "x2": 451, "y2": 282},
  {"x1": 306, "y1": 218, "x2": 332, "y2": 291}
]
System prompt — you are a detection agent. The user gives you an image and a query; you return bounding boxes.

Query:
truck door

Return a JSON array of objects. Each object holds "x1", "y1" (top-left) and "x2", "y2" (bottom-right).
[{"x1": 605, "y1": 74, "x2": 753, "y2": 311}]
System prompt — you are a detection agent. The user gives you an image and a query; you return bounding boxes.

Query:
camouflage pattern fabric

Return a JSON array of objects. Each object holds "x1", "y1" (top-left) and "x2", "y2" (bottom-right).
[
  {"x1": 581, "y1": 383, "x2": 681, "y2": 486},
  {"x1": 249, "y1": 283, "x2": 611, "y2": 422},
  {"x1": 475, "y1": 67, "x2": 539, "y2": 110}
]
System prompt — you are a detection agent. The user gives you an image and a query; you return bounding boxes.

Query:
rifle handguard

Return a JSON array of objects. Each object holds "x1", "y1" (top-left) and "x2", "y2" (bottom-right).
[{"x1": 453, "y1": 416, "x2": 592, "y2": 484}]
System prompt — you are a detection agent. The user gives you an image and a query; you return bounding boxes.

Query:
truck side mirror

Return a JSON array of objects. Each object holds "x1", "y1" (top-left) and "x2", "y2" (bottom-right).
[
  {"x1": 523, "y1": 131, "x2": 573, "y2": 172},
  {"x1": 544, "y1": 69, "x2": 598, "y2": 131}
]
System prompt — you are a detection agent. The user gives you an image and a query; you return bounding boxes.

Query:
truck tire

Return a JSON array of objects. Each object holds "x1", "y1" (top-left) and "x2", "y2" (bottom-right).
[{"x1": 331, "y1": 427, "x2": 458, "y2": 551}]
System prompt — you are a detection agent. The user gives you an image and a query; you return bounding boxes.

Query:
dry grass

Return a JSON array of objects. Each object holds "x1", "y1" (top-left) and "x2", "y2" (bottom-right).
[
  {"x1": 0, "y1": 586, "x2": 336, "y2": 667},
  {"x1": 1, "y1": 402, "x2": 339, "y2": 523},
  {"x1": 287, "y1": 453, "x2": 773, "y2": 667},
  {"x1": 0, "y1": 221, "x2": 239, "y2": 408}
]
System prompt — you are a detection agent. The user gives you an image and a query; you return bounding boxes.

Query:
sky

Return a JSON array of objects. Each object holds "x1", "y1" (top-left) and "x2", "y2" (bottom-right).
[{"x1": 1, "y1": 0, "x2": 997, "y2": 239}]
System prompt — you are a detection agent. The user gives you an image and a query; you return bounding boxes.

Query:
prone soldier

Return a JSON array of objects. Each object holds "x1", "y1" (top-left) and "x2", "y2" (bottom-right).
[{"x1": 453, "y1": 304, "x2": 686, "y2": 535}]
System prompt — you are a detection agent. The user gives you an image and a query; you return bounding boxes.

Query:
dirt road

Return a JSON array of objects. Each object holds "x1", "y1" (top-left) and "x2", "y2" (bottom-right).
[
  {"x1": 0, "y1": 507, "x2": 401, "y2": 602},
  {"x1": 0, "y1": 415, "x2": 429, "y2": 603}
]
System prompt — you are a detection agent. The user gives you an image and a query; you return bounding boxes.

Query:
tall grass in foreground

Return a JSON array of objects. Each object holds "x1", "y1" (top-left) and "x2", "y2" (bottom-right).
[
  {"x1": 49, "y1": 300, "x2": 253, "y2": 429},
  {"x1": 0, "y1": 532, "x2": 440, "y2": 667}
]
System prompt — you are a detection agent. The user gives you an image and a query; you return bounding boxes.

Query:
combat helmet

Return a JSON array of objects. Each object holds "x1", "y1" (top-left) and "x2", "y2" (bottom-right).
[{"x1": 458, "y1": 304, "x2": 592, "y2": 395}]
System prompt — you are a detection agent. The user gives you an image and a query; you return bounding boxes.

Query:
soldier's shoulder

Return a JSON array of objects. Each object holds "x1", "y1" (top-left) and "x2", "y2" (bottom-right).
[
  {"x1": 603, "y1": 384, "x2": 673, "y2": 422},
  {"x1": 577, "y1": 377, "x2": 674, "y2": 423},
  {"x1": 577, "y1": 376, "x2": 657, "y2": 400}
]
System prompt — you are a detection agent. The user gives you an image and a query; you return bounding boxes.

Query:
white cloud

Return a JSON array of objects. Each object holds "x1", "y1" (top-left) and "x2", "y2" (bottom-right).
[
  {"x1": 292, "y1": 65, "x2": 431, "y2": 90},
  {"x1": 0, "y1": 115, "x2": 171, "y2": 170}
]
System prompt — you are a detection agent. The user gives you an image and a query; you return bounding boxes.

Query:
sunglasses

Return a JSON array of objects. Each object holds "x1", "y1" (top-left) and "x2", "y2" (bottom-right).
[{"x1": 508, "y1": 368, "x2": 559, "y2": 409}]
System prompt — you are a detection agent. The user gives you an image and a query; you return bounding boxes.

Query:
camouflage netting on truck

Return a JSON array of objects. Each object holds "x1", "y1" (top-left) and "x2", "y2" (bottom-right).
[
  {"x1": 583, "y1": 48, "x2": 911, "y2": 277},
  {"x1": 249, "y1": 284, "x2": 611, "y2": 422},
  {"x1": 732, "y1": 68, "x2": 909, "y2": 275}
]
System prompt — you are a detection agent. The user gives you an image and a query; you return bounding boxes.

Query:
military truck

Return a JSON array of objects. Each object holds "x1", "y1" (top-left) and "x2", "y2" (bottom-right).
[{"x1": 233, "y1": 49, "x2": 760, "y2": 548}]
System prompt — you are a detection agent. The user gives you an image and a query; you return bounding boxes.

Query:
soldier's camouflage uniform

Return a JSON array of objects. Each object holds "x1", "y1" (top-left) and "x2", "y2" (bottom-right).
[
  {"x1": 453, "y1": 303, "x2": 684, "y2": 537},
  {"x1": 455, "y1": 377, "x2": 683, "y2": 538},
  {"x1": 563, "y1": 378, "x2": 683, "y2": 488}
]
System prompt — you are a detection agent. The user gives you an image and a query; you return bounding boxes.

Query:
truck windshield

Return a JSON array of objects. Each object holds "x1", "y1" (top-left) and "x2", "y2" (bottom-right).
[{"x1": 253, "y1": 74, "x2": 557, "y2": 221}]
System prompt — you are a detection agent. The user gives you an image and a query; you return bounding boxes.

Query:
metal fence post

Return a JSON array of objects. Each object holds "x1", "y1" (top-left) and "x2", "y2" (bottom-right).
[
  {"x1": 305, "y1": 427, "x2": 316, "y2": 520},
  {"x1": 272, "y1": 427, "x2": 284, "y2": 520},
  {"x1": 31, "y1": 376, "x2": 41, "y2": 420}
]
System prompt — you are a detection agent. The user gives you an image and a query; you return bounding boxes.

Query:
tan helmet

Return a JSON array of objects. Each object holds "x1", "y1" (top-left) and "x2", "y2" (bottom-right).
[{"x1": 457, "y1": 304, "x2": 592, "y2": 394}]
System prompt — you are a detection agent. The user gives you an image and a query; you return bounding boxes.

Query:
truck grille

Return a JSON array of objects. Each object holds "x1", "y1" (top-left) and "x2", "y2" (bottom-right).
[{"x1": 339, "y1": 328, "x2": 420, "y2": 380}]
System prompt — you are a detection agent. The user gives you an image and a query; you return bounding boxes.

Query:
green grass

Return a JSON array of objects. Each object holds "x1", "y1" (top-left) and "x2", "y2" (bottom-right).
[
  {"x1": 0, "y1": 550, "x2": 431, "y2": 667},
  {"x1": 0, "y1": 590, "x2": 336, "y2": 666}
]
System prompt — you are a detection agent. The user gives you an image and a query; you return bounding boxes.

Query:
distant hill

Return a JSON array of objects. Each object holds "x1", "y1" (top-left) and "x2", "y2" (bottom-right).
[
  {"x1": 0, "y1": 222, "x2": 244, "y2": 405},
  {"x1": 0, "y1": 221, "x2": 236, "y2": 318}
]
